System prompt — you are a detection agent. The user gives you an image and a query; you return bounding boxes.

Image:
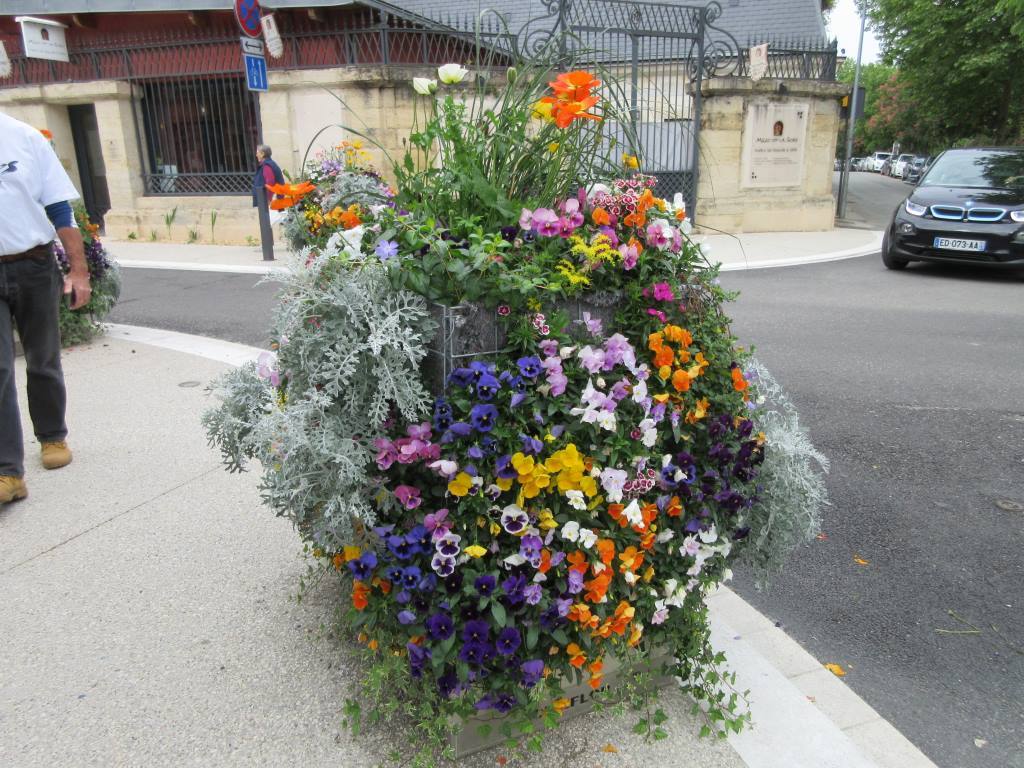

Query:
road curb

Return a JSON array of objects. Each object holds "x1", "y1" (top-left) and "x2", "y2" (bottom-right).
[
  {"x1": 100, "y1": 322, "x2": 936, "y2": 768},
  {"x1": 717, "y1": 232, "x2": 884, "y2": 272}
]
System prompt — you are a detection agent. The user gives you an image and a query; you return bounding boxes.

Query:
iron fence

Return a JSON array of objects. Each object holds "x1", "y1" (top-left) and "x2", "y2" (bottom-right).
[{"x1": 736, "y1": 37, "x2": 839, "y2": 81}]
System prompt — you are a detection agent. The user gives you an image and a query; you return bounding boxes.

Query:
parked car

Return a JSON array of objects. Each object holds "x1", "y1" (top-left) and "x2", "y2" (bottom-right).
[
  {"x1": 869, "y1": 151, "x2": 892, "y2": 172},
  {"x1": 851, "y1": 157, "x2": 866, "y2": 171},
  {"x1": 903, "y1": 156, "x2": 931, "y2": 184},
  {"x1": 891, "y1": 153, "x2": 917, "y2": 178},
  {"x1": 881, "y1": 147, "x2": 1024, "y2": 270}
]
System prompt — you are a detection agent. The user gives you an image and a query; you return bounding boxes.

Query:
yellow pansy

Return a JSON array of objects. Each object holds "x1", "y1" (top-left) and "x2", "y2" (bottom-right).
[
  {"x1": 448, "y1": 472, "x2": 474, "y2": 497},
  {"x1": 343, "y1": 545, "x2": 362, "y2": 562},
  {"x1": 622, "y1": 153, "x2": 639, "y2": 170},
  {"x1": 548, "y1": 142, "x2": 560, "y2": 153},
  {"x1": 537, "y1": 509, "x2": 558, "y2": 531},
  {"x1": 464, "y1": 545, "x2": 488, "y2": 558}
]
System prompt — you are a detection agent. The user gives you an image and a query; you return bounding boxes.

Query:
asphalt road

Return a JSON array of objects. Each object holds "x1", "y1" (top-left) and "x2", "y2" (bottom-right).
[
  {"x1": 108, "y1": 268, "x2": 281, "y2": 346},
  {"x1": 105, "y1": 179, "x2": 1023, "y2": 768},
  {"x1": 722, "y1": 257, "x2": 1024, "y2": 768},
  {"x1": 834, "y1": 169, "x2": 913, "y2": 230}
]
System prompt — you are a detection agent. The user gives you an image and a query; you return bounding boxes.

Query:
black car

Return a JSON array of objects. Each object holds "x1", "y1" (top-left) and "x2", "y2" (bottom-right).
[
  {"x1": 903, "y1": 156, "x2": 930, "y2": 184},
  {"x1": 882, "y1": 147, "x2": 1024, "y2": 269}
]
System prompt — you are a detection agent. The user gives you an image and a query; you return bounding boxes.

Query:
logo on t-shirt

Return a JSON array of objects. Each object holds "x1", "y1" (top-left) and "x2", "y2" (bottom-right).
[{"x1": 0, "y1": 160, "x2": 18, "y2": 175}]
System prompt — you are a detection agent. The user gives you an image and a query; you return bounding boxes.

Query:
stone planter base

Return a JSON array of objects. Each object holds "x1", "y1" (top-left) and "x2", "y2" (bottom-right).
[{"x1": 452, "y1": 650, "x2": 674, "y2": 758}]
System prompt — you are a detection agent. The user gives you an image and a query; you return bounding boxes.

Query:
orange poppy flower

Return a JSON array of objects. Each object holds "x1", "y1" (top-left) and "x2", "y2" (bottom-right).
[
  {"x1": 666, "y1": 496, "x2": 683, "y2": 517},
  {"x1": 546, "y1": 95, "x2": 602, "y2": 129},
  {"x1": 549, "y1": 70, "x2": 601, "y2": 101},
  {"x1": 592, "y1": 207, "x2": 611, "y2": 226}
]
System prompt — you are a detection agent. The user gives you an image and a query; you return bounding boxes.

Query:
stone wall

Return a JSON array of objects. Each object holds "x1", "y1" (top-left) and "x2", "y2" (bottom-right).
[
  {"x1": 0, "y1": 66, "x2": 433, "y2": 244},
  {"x1": 694, "y1": 77, "x2": 847, "y2": 233}
]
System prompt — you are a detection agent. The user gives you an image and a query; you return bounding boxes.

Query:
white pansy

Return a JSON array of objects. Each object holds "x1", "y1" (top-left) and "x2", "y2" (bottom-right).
[
  {"x1": 662, "y1": 578, "x2": 678, "y2": 596},
  {"x1": 680, "y1": 535, "x2": 701, "y2": 558},
  {"x1": 698, "y1": 524, "x2": 718, "y2": 544},
  {"x1": 565, "y1": 490, "x2": 587, "y2": 511},
  {"x1": 622, "y1": 499, "x2": 644, "y2": 528},
  {"x1": 412, "y1": 77, "x2": 438, "y2": 95},
  {"x1": 623, "y1": 571, "x2": 638, "y2": 585},
  {"x1": 722, "y1": 568, "x2": 734, "y2": 583},
  {"x1": 437, "y1": 63, "x2": 469, "y2": 84},
  {"x1": 655, "y1": 529, "x2": 674, "y2": 544},
  {"x1": 560, "y1": 520, "x2": 581, "y2": 542},
  {"x1": 639, "y1": 418, "x2": 657, "y2": 447},
  {"x1": 578, "y1": 528, "x2": 598, "y2": 549},
  {"x1": 596, "y1": 410, "x2": 617, "y2": 432},
  {"x1": 680, "y1": 219, "x2": 693, "y2": 235},
  {"x1": 503, "y1": 553, "x2": 527, "y2": 567},
  {"x1": 632, "y1": 377, "x2": 648, "y2": 404}
]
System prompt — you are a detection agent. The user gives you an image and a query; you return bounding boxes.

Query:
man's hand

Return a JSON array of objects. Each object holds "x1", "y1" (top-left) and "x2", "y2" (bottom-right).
[
  {"x1": 64, "y1": 270, "x2": 92, "y2": 310},
  {"x1": 55, "y1": 225, "x2": 92, "y2": 310}
]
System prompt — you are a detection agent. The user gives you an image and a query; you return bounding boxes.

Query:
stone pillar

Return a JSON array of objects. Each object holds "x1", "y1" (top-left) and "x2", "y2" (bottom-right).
[{"x1": 694, "y1": 76, "x2": 848, "y2": 233}]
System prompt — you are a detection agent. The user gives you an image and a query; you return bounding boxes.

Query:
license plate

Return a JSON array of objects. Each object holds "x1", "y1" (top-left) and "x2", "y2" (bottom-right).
[{"x1": 934, "y1": 237, "x2": 986, "y2": 252}]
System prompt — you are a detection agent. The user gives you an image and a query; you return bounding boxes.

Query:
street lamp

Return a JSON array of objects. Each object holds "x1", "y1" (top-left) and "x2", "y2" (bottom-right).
[{"x1": 836, "y1": 0, "x2": 867, "y2": 220}]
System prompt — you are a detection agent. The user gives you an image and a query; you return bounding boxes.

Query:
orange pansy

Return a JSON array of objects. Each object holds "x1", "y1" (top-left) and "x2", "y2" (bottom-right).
[
  {"x1": 352, "y1": 580, "x2": 370, "y2": 611},
  {"x1": 567, "y1": 550, "x2": 590, "y2": 574},
  {"x1": 566, "y1": 643, "x2": 588, "y2": 668},
  {"x1": 595, "y1": 538, "x2": 616, "y2": 565},
  {"x1": 592, "y1": 207, "x2": 611, "y2": 226}
]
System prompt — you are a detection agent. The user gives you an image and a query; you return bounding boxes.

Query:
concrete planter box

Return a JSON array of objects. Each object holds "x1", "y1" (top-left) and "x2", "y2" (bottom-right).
[
  {"x1": 452, "y1": 649, "x2": 674, "y2": 758},
  {"x1": 423, "y1": 294, "x2": 623, "y2": 396}
]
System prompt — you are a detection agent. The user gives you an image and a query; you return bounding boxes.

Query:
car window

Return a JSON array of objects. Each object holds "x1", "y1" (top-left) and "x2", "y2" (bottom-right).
[{"x1": 921, "y1": 150, "x2": 1024, "y2": 189}]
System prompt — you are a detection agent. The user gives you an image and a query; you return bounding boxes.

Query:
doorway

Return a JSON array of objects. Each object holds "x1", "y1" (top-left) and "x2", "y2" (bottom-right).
[{"x1": 68, "y1": 104, "x2": 111, "y2": 229}]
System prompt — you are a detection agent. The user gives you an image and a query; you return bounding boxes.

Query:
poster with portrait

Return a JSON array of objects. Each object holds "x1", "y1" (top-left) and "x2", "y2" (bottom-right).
[{"x1": 740, "y1": 101, "x2": 809, "y2": 188}]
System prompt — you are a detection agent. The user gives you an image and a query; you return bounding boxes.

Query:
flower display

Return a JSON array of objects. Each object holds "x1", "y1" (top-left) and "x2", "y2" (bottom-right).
[
  {"x1": 54, "y1": 206, "x2": 121, "y2": 347},
  {"x1": 204, "y1": 51, "x2": 827, "y2": 763}
]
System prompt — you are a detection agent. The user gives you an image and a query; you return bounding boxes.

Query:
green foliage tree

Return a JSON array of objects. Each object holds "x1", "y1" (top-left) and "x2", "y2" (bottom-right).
[
  {"x1": 868, "y1": 0, "x2": 1024, "y2": 151},
  {"x1": 838, "y1": 60, "x2": 900, "y2": 154}
]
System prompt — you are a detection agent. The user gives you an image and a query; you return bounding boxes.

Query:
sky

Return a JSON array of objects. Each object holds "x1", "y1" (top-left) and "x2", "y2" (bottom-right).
[{"x1": 826, "y1": 0, "x2": 882, "y2": 64}]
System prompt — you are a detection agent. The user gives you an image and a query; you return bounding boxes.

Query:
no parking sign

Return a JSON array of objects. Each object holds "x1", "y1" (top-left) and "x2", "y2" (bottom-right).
[{"x1": 235, "y1": 0, "x2": 262, "y2": 38}]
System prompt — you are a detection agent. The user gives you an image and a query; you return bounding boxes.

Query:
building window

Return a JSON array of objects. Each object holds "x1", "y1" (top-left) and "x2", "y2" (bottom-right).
[{"x1": 137, "y1": 76, "x2": 260, "y2": 196}]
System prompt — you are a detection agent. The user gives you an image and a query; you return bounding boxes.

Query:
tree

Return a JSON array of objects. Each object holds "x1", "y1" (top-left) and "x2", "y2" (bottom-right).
[
  {"x1": 837, "y1": 60, "x2": 900, "y2": 153},
  {"x1": 868, "y1": 0, "x2": 1024, "y2": 150}
]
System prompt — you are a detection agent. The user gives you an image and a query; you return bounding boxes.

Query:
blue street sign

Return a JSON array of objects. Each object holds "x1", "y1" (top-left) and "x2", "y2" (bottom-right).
[{"x1": 244, "y1": 53, "x2": 268, "y2": 92}]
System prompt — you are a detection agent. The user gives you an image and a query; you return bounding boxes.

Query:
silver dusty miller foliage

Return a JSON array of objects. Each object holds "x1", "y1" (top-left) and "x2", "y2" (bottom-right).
[
  {"x1": 740, "y1": 358, "x2": 830, "y2": 588},
  {"x1": 202, "y1": 245, "x2": 435, "y2": 547}
]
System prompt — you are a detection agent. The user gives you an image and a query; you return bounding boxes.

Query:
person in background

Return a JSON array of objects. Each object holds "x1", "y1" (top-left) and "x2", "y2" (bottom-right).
[
  {"x1": 0, "y1": 111, "x2": 92, "y2": 506},
  {"x1": 253, "y1": 144, "x2": 284, "y2": 209}
]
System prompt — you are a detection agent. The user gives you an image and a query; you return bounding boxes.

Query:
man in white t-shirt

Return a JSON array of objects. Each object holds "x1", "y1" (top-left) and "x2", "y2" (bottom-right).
[{"x1": 0, "y1": 111, "x2": 92, "y2": 506}]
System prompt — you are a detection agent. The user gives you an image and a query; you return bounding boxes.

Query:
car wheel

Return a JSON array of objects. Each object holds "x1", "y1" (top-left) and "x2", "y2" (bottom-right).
[{"x1": 881, "y1": 229, "x2": 908, "y2": 270}]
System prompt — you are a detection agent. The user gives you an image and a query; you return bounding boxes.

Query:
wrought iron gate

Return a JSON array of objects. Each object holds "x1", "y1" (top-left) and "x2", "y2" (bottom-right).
[{"x1": 490, "y1": 0, "x2": 742, "y2": 222}]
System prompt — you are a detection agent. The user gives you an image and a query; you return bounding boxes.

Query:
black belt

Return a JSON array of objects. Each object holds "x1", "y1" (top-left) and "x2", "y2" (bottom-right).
[{"x1": 0, "y1": 243, "x2": 53, "y2": 264}]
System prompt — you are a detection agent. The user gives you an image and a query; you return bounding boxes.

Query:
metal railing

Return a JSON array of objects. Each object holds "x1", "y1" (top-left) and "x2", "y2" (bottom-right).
[{"x1": 736, "y1": 37, "x2": 839, "y2": 81}]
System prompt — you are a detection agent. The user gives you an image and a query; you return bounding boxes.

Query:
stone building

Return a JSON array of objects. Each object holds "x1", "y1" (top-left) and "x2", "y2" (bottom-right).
[{"x1": 0, "y1": 1, "x2": 842, "y2": 242}]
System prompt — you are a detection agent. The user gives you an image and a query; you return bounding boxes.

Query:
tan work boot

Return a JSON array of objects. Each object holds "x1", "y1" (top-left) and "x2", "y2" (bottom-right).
[
  {"x1": 0, "y1": 476, "x2": 28, "y2": 504},
  {"x1": 41, "y1": 441, "x2": 73, "y2": 470}
]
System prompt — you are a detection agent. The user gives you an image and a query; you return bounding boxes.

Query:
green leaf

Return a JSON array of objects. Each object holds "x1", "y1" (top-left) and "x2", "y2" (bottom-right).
[
  {"x1": 526, "y1": 625, "x2": 539, "y2": 650},
  {"x1": 551, "y1": 629, "x2": 569, "y2": 645},
  {"x1": 490, "y1": 601, "x2": 507, "y2": 627},
  {"x1": 654, "y1": 727, "x2": 668, "y2": 740},
  {"x1": 632, "y1": 719, "x2": 648, "y2": 735},
  {"x1": 653, "y1": 708, "x2": 668, "y2": 726}
]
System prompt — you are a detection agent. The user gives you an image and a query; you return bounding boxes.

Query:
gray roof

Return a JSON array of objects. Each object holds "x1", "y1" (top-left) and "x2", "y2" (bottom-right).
[
  {"x1": 374, "y1": 0, "x2": 828, "y2": 47},
  {"x1": 2, "y1": 0, "x2": 827, "y2": 47}
]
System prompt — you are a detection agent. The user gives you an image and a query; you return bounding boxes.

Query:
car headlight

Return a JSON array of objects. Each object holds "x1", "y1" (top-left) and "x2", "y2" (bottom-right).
[
  {"x1": 904, "y1": 199, "x2": 927, "y2": 217},
  {"x1": 1011, "y1": 210, "x2": 1024, "y2": 223}
]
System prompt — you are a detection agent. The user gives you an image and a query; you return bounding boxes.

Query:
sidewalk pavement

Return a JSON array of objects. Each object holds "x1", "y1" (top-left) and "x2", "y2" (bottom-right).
[
  {"x1": 104, "y1": 227, "x2": 883, "y2": 275},
  {"x1": 0, "y1": 327, "x2": 936, "y2": 768}
]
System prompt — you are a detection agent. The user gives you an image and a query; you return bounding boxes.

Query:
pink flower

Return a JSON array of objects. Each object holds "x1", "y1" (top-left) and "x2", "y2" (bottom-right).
[
  {"x1": 406, "y1": 422, "x2": 432, "y2": 441},
  {"x1": 652, "y1": 607, "x2": 669, "y2": 625},
  {"x1": 548, "y1": 370, "x2": 568, "y2": 396},
  {"x1": 497, "y1": 304, "x2": 511, "y2": 316},
  {"x1": 652, "y1": 282, "x2": 675, "y2": 301},
  {"x1": 539, "y1": 339, "x2": 560, "y2": 357},
  {"x1": 645, "y1": 221, "x2": 673, "y2": 249},
  {"x1": 561, "y1": 198, "x2": 584, "y2": 229},
  {"x1": 578, "y1": 345, "x2": 606, "y2": 374},
  {"x1": 647, "y1": 308, "x2": 667, "y2": 322},
  {"x1": 619, "y1": 242, "x2": 639, "y2": 270},
  {"x1": 374, "y1": 438, "x2": 398, "y2": 470},
  {"x1": 394, "y1": 485, "x2": 422, "y2": 510},
  {"x1": 518, "y1": 208, "x2": 533, "y2": 230},
  {"x1": 580, "y1": 311, "x2": 603, "y2": 337},
  {"x1": 603, "y1": 333, "x2": 635, "y2": 370},
  {"x1": 532, "y1": 208, "x2": 561, "y2": 237}
]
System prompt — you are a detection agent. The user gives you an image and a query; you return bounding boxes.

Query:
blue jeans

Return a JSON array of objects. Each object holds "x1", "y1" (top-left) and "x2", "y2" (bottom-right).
[{"x1": 0, "y1": 253, "x2": 68, "y2": 478}]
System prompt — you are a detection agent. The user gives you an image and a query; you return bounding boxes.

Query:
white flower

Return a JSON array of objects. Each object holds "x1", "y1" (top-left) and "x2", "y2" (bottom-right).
[
  {"x1": 503, "y1": 553, "x2": 527, "y2": 567},
  {"x1": 412, "y1": 77, "x2": 437, "y2": 95},
  {"x1": 623, "y1": 571, "x2": 638, "y2": 585},
  {"x1": 428, "y1": 459, "x2": 458, "y2": 478},
  {"x1": 622, "y1": 499, "x2": 644, "y2": 528},
  {"x1": 578, "y1": 528, "x2": 598, "y2": 549},
  {"x1": 655, "y1": 529, "x2": 674, "y2": 544},
  {"x1": 680, "y1": 536, "x2": 701, "y2": 558},
  {"x1": 596, "y1": 410, "x2": 617, "y2": 432},
  {"x1": 437, "y1": 63, "x2": 469, "y2": 84},
  {"x1": 339, "y1": 225, "x2": 365, "y2": 259},
  {"x1": 639, "y1": 418, "x2": 657, "y2": 448},
  {"x1": 600, "y1": 468, "x2": 627, "y2": 503},
  {"x1": 560, "y1": 520, "x2": 581, "y2": 542},
  {"x1": 698, "y1": 524, "x2": 718, "y2": 544},
  {"x1": 632, "y1": 377, "x2": 648, "y2": 404},
  {"x1": 680, "y1": 219, "x2": 693, "y2": 235},
  {"x1": 565, "y1": 490, "x2": 587, "y2": 511}
]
